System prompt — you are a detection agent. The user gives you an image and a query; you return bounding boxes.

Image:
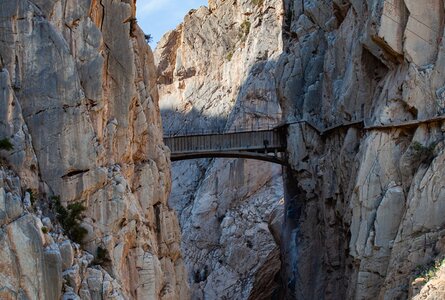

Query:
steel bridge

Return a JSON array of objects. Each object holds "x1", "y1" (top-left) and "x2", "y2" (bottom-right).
[
  {"x1": 163, "y1": 115, "x2": 445, "y2": 165},
  {"x1": 163, "y1": 126, "x2": 288, "y2": 165}
]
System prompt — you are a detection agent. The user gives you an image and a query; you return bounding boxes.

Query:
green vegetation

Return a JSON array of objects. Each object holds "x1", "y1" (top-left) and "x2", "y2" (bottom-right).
[
  {"x1": 144, "y1": 34, "x2": 153, "y2": 43},
  {"x1": 411, "y1": 141, "x2": 437, "y2": 164},
  {"x1": 52, "y1": 196, "x2": 88, "y2": 244},
  {"x1": 0, "y1": 138, "x2": 14, "y2": 151},
  {"x1": 226, "y1": 50, "x2": 234, "y2": 61},
  {"x1": 41, "y1": 226, "x2": 48, "y2": 234},
  {"x1": 95, "y1": 246, "x2": 111, "y2": 265},
  {"x1": 91, "y1": 246, "x2": 111, "y2": 267},
  {"x1": 251, "y1": 0, "x2": 264, "y2": 6},
  {"x1": 26, "y1": 188, "x2": 37, "y2": 206},
  {"x1": 97, "y1": 246, "x2": 108, "y2": 260},
  {"x1": 239, "y1": 20, "x2": 251, "y2": 43},
  {"x1": 415, "y1": 257, "x2": 445, "y2": 284}
]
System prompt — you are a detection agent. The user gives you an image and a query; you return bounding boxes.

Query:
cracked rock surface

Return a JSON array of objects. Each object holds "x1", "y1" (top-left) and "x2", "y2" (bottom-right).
[
  {"x1": 0, "y1": 0, "x2": 188, "y2": 299},
  {"x1": 4, "y1": 0, "x2": 445, "y2": 299},
  {"x1": 158, "y1": 0, "x2": 445, "y2": 299},
  {"x1": 155, "y1": 0, "x2": 284, "y2": 299},
  {"x1": 279, "y1": 0, "x2": 445, "y2": 299}
]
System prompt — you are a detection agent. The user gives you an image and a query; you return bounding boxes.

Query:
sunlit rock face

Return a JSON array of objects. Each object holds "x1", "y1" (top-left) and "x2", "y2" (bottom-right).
[
  {"x1": 0, "y1": 167, "x2": 128, "y2": 300},
  {"x1": 155, "y1": 0, "x2": 285, "y2": 299},
  {"x1": 159, "y1": 0, "x2": 445, "y2": 299},
  {"x1": 410, "y1": 261, "x2": 445, "y2": 299},
  {"x1": 0, "y1": 0, "x2": 188, "y2": 299}
]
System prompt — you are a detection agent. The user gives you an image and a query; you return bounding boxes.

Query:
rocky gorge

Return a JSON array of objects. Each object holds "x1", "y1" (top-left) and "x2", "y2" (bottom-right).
[
  {"x1": 1, "y1": 0, "x2": 445, "y2": 299},
  {"x1": 156, "y1": 0, "x2": 445, "y2": 299}
]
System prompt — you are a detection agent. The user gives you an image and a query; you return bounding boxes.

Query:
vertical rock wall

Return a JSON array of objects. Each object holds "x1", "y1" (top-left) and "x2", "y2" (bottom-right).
[
  {"x1": 158, "y1": 0, "x2": 445, "y2": 299},
  {"x1": 279, "y1": 0, "x2": 445, "y2": 299},
  {"x1": 155, "y1": 0, "x2": 285, "y2": 298},
  {"x1": 0, "y1": 0, "x2": 188, "y2": 299}
]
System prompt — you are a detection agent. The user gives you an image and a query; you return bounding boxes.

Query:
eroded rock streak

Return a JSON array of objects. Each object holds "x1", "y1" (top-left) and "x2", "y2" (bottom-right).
[{"x1": 0, "y1": 0, "x2": 188, "y2": 299}]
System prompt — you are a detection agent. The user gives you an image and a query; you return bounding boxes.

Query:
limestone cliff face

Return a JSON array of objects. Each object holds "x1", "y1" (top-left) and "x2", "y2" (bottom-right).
[
  {"x1": 158, "y1": 0, "x2": 445, "y2": 299},
  {"x1": 280, "y1": 0, "x2": 445, "y2": 299},
  {"x1": 155, "y1": 0, "x2": 285, "y2": 298},
  {"x1": 0, "y1": 0, "x2": 187, "y2": 299}
]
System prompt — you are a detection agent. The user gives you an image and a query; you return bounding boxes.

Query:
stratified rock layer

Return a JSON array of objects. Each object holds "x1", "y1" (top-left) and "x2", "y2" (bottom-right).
[{"x1": 0, "y1": 0, "x2": 188, "y2": 299}]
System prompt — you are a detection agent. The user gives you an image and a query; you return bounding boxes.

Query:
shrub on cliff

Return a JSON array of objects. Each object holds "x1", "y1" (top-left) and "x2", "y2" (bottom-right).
[
  {"x1": 415, "y1": 257, "x2": 445, "y2": 285},
  {"x1": 0, "y1": 138, "x2": 14, "y2": 151},
  {"x1": 226, "y1": 50, "x2": 234, "y2": 61},
  {"x1": 52, "y1": 196, "x2": 88, "y2": 244},
  {"x1": 26, "y1": 188, "x2": 37, "y2": 206},
  {"x1": 92, "y1": 246, "x2": 111, "y2": 266},
  {"x1": 411, "y1": 141, "x2": 437, "y2": 164},
  {"x1": 144, "y1": 34, "x2": 153, "y2": 43},
  {"x1": 239, "y1": 20, "x2": 251, "y2": 43}
]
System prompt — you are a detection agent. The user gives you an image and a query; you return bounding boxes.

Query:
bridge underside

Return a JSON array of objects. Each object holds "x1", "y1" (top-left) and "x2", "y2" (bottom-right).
[{"x1": 170, "y1": 151, "x2": 287, "y2": 165}]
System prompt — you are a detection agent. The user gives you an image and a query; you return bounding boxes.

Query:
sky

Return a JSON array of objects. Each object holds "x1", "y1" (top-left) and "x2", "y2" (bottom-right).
[{"x1": 136, "y1": 0, "x2": 208, "y2": 49}]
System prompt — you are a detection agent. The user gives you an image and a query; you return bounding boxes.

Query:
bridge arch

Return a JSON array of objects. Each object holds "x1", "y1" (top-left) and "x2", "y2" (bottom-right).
[{"x1": 170, "y1": 151, "x2": 287, "y2": 165}]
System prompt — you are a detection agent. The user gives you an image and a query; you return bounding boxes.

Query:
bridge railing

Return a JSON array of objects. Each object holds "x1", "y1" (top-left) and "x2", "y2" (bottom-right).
[
  {"x1": 164, "y1": 122, "x2": 283, "y2": 137},
  {"x1": 165, "y1": 128, "x2": 286, "y2": 154}
]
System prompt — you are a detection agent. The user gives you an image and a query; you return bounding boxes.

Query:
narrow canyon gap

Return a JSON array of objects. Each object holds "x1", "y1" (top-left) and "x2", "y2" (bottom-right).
[{"x1": 1, "y1": 0, "x2": 445, "y2": 299}]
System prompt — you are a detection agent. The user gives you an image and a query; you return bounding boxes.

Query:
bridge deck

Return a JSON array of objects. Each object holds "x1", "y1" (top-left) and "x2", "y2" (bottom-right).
[
  {"x1": 164, "y1": 128, "x2": 286, "y2": 154},
  {"x1": 164, "y1": 116, "x2": 445, "y2": 164}
]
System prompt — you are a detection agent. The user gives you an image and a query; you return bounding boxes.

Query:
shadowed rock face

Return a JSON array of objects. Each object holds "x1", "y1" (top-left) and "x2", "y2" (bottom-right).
[
  {"x1": 0, "y1": 0, "x2": 188, "y2": 299},
  {"x1": 158, "y1": 0, "x2": 445, "y2": 299},
  {"x1": 279, "y1": 0, "x2": 445, "y2": 299}
]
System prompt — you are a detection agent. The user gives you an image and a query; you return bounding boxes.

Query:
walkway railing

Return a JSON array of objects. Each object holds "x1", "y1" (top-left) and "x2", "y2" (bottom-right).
[
  {"x1": 163, "y1": 114, "x2": 445, "y2": 164},
  {"x1": 165, "y1": 128, "x2": 285, "y2": 154},
  {"x1": 164, "y1": 125, "x2": 287, "y2": 164},
  {"x1": 164, "y1": 122, "x2": 282, "y2": 138}
]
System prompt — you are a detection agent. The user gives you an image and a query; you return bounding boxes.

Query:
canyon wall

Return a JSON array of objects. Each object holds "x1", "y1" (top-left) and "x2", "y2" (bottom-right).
[
  {"x1": 0, "y1": 0, "x2": 188, "y2": 299},
  {"x1": 281, "y1": 0, "x2": 445, "y2": 299},
  {"x1": 155, "y1": 0, "x2": 285, "y2": 298},
  {"x1": 2, "y1": 0, "x2": 445, "y2": 299},
  {"x1": 158, "y1": 0, "x2": 445, "y2": 299}
]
